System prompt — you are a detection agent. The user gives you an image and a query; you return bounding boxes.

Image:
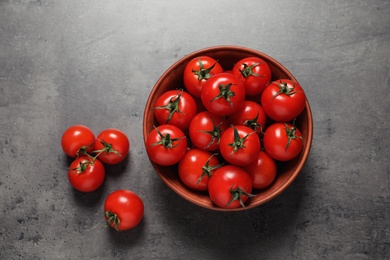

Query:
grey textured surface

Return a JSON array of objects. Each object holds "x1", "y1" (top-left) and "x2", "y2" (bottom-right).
[{"x1": 1, "y1": 0, "x2": 389, "y2": 259}]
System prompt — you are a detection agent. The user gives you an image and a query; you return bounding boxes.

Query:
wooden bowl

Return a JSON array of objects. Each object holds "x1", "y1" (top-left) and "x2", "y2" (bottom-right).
[{"x1": 143, "y1": 45, "x2": 313, "y2": 211}]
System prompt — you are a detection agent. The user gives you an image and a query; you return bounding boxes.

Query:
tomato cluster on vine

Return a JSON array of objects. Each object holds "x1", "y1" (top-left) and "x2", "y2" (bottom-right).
[
  {"x1": 61, "y1": 126, "x2": 143, "y2": 231},
  {"x1": 145, "y1": 55, "x2": 307, "y2": 209}
]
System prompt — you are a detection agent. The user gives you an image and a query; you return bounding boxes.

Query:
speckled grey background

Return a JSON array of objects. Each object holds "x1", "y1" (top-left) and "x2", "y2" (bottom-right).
[{"x1": 1, "y1": 0, "x2": 389, "y2": 259}]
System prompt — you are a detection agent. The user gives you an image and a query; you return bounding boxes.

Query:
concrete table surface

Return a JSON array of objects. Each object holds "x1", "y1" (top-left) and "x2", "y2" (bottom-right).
[{"x1": 1, "y1": 0, "x2": 389, "y2": 259}]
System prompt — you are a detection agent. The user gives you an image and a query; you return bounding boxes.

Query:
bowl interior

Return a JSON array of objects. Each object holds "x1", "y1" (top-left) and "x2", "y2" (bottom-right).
[{"x1": 143, "y1": 45, "x2": 313, "y2": 211}]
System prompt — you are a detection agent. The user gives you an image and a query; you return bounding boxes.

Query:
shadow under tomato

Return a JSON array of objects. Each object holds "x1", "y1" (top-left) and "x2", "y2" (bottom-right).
[
  {"x1": 101, "y1": 152, "x2": 131, "y2": 179},
  {"x1": 106, "y1": 216, "x2": 146, "y2": 248},
  {"x1": 71, "y1": 179, "x2": 106, "y2": 208}
]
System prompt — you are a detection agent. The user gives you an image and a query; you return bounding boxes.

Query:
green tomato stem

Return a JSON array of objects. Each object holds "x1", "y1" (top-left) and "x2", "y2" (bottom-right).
[
  {"x1": 105, "y1": 210, "x2": 120, "y2": 231},
  {"x1": 226, "y1": 186, "x2": 255, "y2": 208}
]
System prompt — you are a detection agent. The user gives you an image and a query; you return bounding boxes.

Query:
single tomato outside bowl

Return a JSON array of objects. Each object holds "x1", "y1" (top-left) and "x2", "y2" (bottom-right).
[{"x1": 143, "y1": 45, "x2": 313, "y2": 211}]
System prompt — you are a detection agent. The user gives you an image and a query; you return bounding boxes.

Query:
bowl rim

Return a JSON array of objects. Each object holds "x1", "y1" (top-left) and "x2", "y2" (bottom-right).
[{"x1": 143, "y1": 45, "x2": 313, "y2": 211}]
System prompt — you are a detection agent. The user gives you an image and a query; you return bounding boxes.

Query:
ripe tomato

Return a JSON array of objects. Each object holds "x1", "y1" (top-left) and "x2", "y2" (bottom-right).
[
  {"x1": 208, "y1": 165, "x2": 254, "y2": 209},
  {"x1": 227, "y1": 100, "x2": 267, "y2": 135},
  {"x1": 61, "y1": 125, "x2": 95, "y2": 157},
  {"x1": 201, "y1": 73, "x2": 245, "y2": 117},
  {"x1": 263, "y1": 122, "x2": 303, "y2": 161},
  {"x1": 243, "y1": 151, "x2": 277, "y2": 189},
  {"x1": 188, "y1": 111, "x2": 229, "y2": 151},
  {"x1": 183, "y1": 56, "x2": 224, "y2": 97},
  {"x1": 145, "y1": 124, "x2": 187, "y2": 166},
  {"x1": 219, "y1": 125, "x2": 260, "y2": 166},
  {"x1": 232, "y1": 57, "x2": 271, "y2": 96},
  {"x1": 68, "y1": 156, "x2": 105, "y2": 192},
  {"x1": 94, "y1": 128, "x2": 130, "y2": 164},
  {"x1": 154, "y1": 89, "x2": 197, "y2": 130},
  {"x1": 261, "y1": 79, "x2": 306, "y2": 122},
  {"x1": 178, "y1": 149, "x2": 221, "y2": 191},
  {"x1": 104, "y1": 190, "x2": 144, "y2": 231}
]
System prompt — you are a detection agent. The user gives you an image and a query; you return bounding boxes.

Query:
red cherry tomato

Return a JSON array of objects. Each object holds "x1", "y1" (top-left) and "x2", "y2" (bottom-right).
[
  {"x1": 188, "y1": 111, "x2": 229, "y2": 151},
  {"x1": 219, "y1": 125, "x2": 261, "y2": 166},
  {"x1": 94, "y1": 128, "x2": 130, "y2": 164},
  {"x1": 232, "y1": 57, "x2": 272, "y2": 96},
  {"x1": 201, "y1": 73, "x2": 246, "y2": 117},
  {"x1": 261, "y1": 79, "x2": 306, "y2": 122},
  {"x1": 227, "y1": 100, "x2": 267, "y2": 135},
  {"x1": 61, "y1": 125, "x2": 95, "y2": 157},
  {"x1": 145, "y1": 124, "x2": 187, "y2": 166},
  {"x1": 243, "y1": 151, "x2": 277, "y2": 189},
  {"x1": 68, "y1": 156, "x2": 105, "y2": 192},
  {"x1": 178, "y1": 149, "x2": 221, "y2": 191},
  {"x1": 183, "y1": 56, "x2": 224, "y2": 97},
  {"x1": 104, "y1": 190, "x2": 144, "y2": 231},
  {"x1": 208, "y1": 165, "x2": 254, "y2": 209},
  {"x1": 263, "y1": 122, "x2": 303, "y2": 161},
  {"x1": 154, "y1": 89, "x2": 197, "y2": 130}
]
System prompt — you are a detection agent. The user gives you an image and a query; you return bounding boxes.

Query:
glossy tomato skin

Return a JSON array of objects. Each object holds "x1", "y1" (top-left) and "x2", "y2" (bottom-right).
[
  {"x1": 178, "y1": 149, "x2": 221, "y2": 191},
  {"x1": 201, "y1": 73, "x2": 246, "y2": 117},
  {"x1": 227, "y1": 100, "x2": 267, "y2": 135},
  {"x1": 95, "y1": 128, "x2": 130, "y2": 164},
  {"x1": 145, "y1": 124, "x2": 187, "y2": 166},
  {"x1": 104, "y1": 190, "x2": 144, "y2": 231},
  {"x1": 219, "y1": 125, "x2": 261, "y2": 166},
  {"x1": 208, "y1": 165, "x2": 253, "y2": 209},
  {"x1": 154, "y1": 89, "x2": 197, "y2": 130},
  {"x1": 263, "y1": 122, "x2": 303, "y2": 161},
  {"x1": 243, "y1": 151, "x2": 277, "y2": 189},
  {"x1": 61, "y1": 125, "x2": 95, "y2": 157},
  {"x1": 188, "y1": 111, "x2": 229, "y2": 151},
  {"x1": 232, "y1": 57, "x2": 271, "y2": 96},
  {"x1": 68, "y1": 156, "x2": 105, "y2": 192},
  {"x1": 183, "y1": 56, "x2": 224, "y2": 97},
  {"x1": 261, "y1": 79, "x2": 306, "y2": 122}
]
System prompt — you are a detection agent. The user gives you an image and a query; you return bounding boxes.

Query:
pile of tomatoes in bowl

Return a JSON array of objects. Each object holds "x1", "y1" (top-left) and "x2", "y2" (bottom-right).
[{"x1": 143, "y1": 46, "x2": 313, "y2": 211}]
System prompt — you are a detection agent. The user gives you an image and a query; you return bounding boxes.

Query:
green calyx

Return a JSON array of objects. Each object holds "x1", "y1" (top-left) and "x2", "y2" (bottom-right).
[
  {"x1": 272, "y1": 80, "x2": 297, "y2": 98},
  {"x1": 154, "y1": 90, "x2": 185, "y2": 123},
  {"x1": 210, "y1": 83, "x2": 236, "y2": 108},
  {"x1": 199, "y1": 115, "x2": 223, "y2": 149},
  {"x1": 197, "y1": 153, "x2": 223, "y2": 186},
  {"x1": 105, "y1": 210, "x2": 120, "y2": 231},
  {"x1": 192, "y1": 58, "x2": 218, "y2": 80},
  {"x1": 284, "y1": 119, "x2": 303, "y2": 151},
  {"x1": 243, "y1": 112, "x2": 263, "y2": 134},
  {"x1": 149, "y1": 126, "x2": 184, "y2": 149},
  {"x1": 226, "y1": 186, "x2": 255, "y2": 208},
  {"x1": 239, "y1": 62, "x2": 261, "y2": 78},
  {"x1": 70, "y1": 160, "x2": 91, "y2": 174},
  {"x1": 92, "y1": 139, "x2": 121, "y2": 161},
  {"x1": 75, "y1": 143, "x2": 94, "y2": 158},
  {"x1": 228, "y1": 125, "x2": 255, "y2": 155}
]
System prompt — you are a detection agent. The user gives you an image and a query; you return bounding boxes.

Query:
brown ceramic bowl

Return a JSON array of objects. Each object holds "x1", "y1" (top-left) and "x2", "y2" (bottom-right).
[{"x1": 143, "y1": 45, "x2": 313, "y2": 211}]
